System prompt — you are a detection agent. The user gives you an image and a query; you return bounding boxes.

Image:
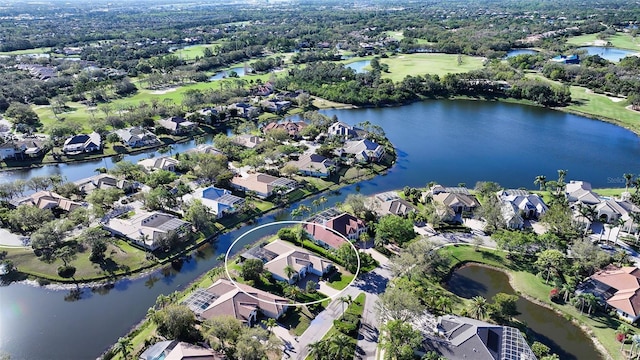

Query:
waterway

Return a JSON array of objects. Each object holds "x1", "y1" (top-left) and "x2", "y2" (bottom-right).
[
  {"x1": 208, "y1": 65, "x2": 249, "y2": 80},
  {"x1": 578, "y1": 46, "x2": 636, "y2": 62},
  {"x1": 447, "y1": 264, "x2": 603, "y2": 360},
  {"x1": 1, "y1": 99, "x2": 639, "y2": 359}
]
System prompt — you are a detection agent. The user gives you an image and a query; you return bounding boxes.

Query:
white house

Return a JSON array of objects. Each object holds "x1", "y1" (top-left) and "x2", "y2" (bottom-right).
[
  {"x1": 102, "y1": 210, "x2": 191, "y2": 251},
  {"x1": 286, "y1": 153, "x2": 336, "y2": 178},
  {"x1": 138, "y1": 156, "x2": 179, "y2": 172},
  {"x1": 114, "y1": 127, "x2": 159, "y2": 148},
  {"x1": 497, "y1": 189, "x2": 548, "y2": 219},
  {"x1": 182, "y1": 186, "x2": 245, "y2": 218},
  {"x1": 230, "y1": 173, "x2": 297, "y2": 198},
  {"x1": 62, "y1": 132, "x2": 101, "y2": 154},
  {"x1": 342, "y1": 139, "x2": 385, "y2": 162}
]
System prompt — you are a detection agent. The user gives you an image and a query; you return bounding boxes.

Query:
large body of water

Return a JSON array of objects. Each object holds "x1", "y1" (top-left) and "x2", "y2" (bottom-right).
[
  {"x1": 448, "y1": 264, "x2": 603, "y2": 360},
  {"x1": 1, "y1": 99, "x2": 639, "y2": 359},
  {"x1": 579, "y1": 46, "x2": 637, "y2": 62}
]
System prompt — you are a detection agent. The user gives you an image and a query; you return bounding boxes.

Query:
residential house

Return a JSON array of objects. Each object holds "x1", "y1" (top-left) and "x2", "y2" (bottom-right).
[
  {"x1": 327, "y1": 121, "x2": 365, "y2": 139},
  {"x1": 74, "y1": 174, "x2": 136, "y2": 195},
  {"x1": 370, "y1": 191, "x2": 416, "y2": 217},
  {"x1": 157, "y1": 116, "x2": 196, "y2": 135},
  {"x1": 229, "y1": 102, "x2": 260, "y2": 119},
  {"x1": 182, "y1": 186, "x2": 245, "y2": 219},
  {"x1": 0, "y1": 139, "x2": 45, "y2": 160},
  {"x1": 241, "y1": 240, "x2": 334, "y2": 284},
  {"x1": 183, "y1": 279, "x2": 289, "y2": 325},
  {"x1": 138, "y1": 156, "x2": 180, "y2": 172},
  {"x1": 566, "y1": 181, "x2": 601, "y2": 205},
  {"x1": 253, "y1": 82, "x2": 274, "y2": 96},
  {"x1": 62, "y1": 132, "x2": 101, "y2": 154},
  {"x1": 230, "y1": 173, "x2": 297, "y2": 199},
  {"x1": 232, "y1": 134, "x2": 264, "y2": 149},
  {"x1": 115, "y1": 127, "x2": 159, "y2": 148},
  {"x1": 497, "y1": 189, "x2": 548, "y2": 219},
  {"x1": 286, "y1": 154, "x2": 336, "y2": 178},
  {"x1": 584, "y1": 266, "x2": 640, "y2": 322},
  {"x1": 304, "y1": 208, "x2": 368, "y2": 249},
  {"x1": 261, "y1": 100, "x2": 291, "y2": 113},
  {"x1": 432, "y1": 192, "x2": 480, "y2": 215},
  {"x1": 424, "y1": 315, "x2": 537, "y2": 360},
  {"x1": 102, "y1": 210, "x2": 191, "y2": 251},
  {"x1": 500, "y1": 202, "x2": 525, "y2": 230},
  {"x1": 10, "y1": 191, "x2": 83, "y2": 212},
  {"x1": 342, "y1": 139, "x2": 385, "y2": 163},
  {"x1": 567, "y1": 180, "x2": 640, "y2": 228},
  {"x1": 139, "y1": 340, "x2": 225, "y2": 360},
  {"x1": 185, "y1": 144, "x2": 224, "y2": 156},
  {"x1": 262, "y1": 121, "x2": 307, "y2": 138}
]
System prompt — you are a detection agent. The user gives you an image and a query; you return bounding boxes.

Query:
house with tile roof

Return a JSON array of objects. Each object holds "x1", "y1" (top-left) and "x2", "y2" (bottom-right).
[
  {"x1": 369, "y1": 191, "x2": 416, "y2": 217},
  {"x1": 74, "y1": 174, "x2": 137, "y2": 195},
  {"x1": 10, "y1": 191, "x2": 83, "y2": 212},
  {"x1": 115, "y1": 127, "x2": 159, "y2": 148},
  {"x1": 242, "y1": 240, "x2": 334, "y2": 284},
  {"x1": 303, "y1": 208, "x2": 367, "y2": 249},
  {"x1": 157, "y1": 116, "x2": 197, "y2": 135},
  {"x1": 286, "y1": 153, "x2": 336, "y2": 178},
  {"x1": 587, "y1": 266, "x2": 640, "y2": 322},
  {"x1": 101, "y1": 210, "x2": 191, "y2": 251},
  {"x1": 432, "y1": 192, "x2": 480, "y2": 215},
  {"x1": 327, "y1": 121, "x2": 365, "y2": 139},
  {"x1": 262, "y1": 121, "x2": 307, "y2": 138},
  {"x1": 342, "y1": 139, "x2": 385, "y2": 162},
  {"x1": 182, "y1": 186, "x2": 245, "y2": 219},
  {"x1": 497, "y1": 190, "x2": 548, "y2": 219},
  {"x1": 183, "y1": 279, "x2": 289, "y2": 325},
  {"x1": 139, "y1": 340, "x2": 225, "y2": 360},
  {"x1": 62, "y1": 132, "x2": 101, "y2": 154},
  {"x1": 424, "y1": 315, "x2": 537, "y2": 360},
  {"x1": 232, "y1": 134, "x2": 264, "y2": 149},
  {"x1": 138, "y1": 156, "x2": 180, "y2": 172},
  {"x1": 230, "y1": 172, "x2": 297, "y2": 199}
]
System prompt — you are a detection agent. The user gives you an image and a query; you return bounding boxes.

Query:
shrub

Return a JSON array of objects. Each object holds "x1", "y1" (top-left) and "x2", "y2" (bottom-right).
[{"x1": 57, "y1": 265, "x2": 76, "y2": 278}]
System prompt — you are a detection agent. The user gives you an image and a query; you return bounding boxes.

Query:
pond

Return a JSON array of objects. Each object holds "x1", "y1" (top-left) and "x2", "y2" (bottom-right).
[
  {"x1": 579, "y1": 46, "x2": 637, "y2": 62},
  {"x1": 447, "y1": 264, "x2": 603, "y2": 360},
  {"x1": 208, "y1": 65, "x2": 250, "y2": 80},
  {"x1": 505, "y1": 49, "x2": 539, "y2": 58},
  {"x1": 345, "y1": 59, "x2": 371, "y2": 73}
]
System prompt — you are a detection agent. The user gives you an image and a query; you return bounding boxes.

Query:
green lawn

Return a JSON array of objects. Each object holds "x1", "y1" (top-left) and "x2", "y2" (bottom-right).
[
  {"x1": 2, "y1": 239, "x2": 152, "y2": 282},
  {"x1": 171, "y1": 43, "x2": 221, "y2": 60},
  {"x1": 566, "y1": 32, "x2": 640, "y2": 51},
  {"x1": 0, "y1": 47, "x2": 51, "y2": 55},
  {"x1": 380, "y1": 53, "x2": 485, "y2": 81},
  {"x1": 326, "y1": 269, "x2": 355, "y2": 291},
  {"x1": 440, "y1": 244, "x2": 629, "y2": 360},
  {"x1": 525, "y1": 73, "x2": 640, "y2": 135},
  {"x1": 384, "y1": 31, "x2": 404, "y2": 41}
]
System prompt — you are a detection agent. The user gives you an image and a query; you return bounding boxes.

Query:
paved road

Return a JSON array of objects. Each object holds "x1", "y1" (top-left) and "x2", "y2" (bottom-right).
[{"x1": 292, "y1": 249, "x2": 391, "y2": 360}]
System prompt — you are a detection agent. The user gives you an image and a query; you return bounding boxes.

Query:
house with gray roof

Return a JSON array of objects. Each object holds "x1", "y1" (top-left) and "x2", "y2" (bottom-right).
[
  {"x1": 115, "y1": 127, "x2": 159, "y2": 148},
  {"x1": 182, "y1": 186, "x2": 245, "y2": 219},
  {"x1": 157, "y1": 116, "x2": 196, "y2": 135},
  {"x1": 370, "y1": 191, "x2": 416, "y2": 217},
  {"x1": 424, "y1": 315, "x2": 537, "y2": 360},
  {"x1": 101, "y1": 210, "x2": 191, "y2": 251},
  {"x1": 497, "y1": 189, "x2": 548, "y2": 220},
  {"x1": 342, "y1": 139, "x2": 385, "y2": 162},
  {"x1": 286, "y1": 153, "x2": 336, "y2": 178}
]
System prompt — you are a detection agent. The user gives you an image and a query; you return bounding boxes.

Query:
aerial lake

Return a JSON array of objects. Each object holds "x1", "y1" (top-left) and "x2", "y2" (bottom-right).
[
  {"x1": 578, "y1": 46, "x2": 637, "y2": 62},
  {"x1": 0, "y1": 99, "x2": 639, "y2": 358},
  {"x1": 505, "y1": 49, "x2": 539, "y2": 58}
]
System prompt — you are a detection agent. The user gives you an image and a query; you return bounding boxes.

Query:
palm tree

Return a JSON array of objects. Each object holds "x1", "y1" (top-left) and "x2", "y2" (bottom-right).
[
  {"x1": 284, "y1": 265, "x2": 296, "y2": 283},
  {"x1": 319, "y1": 196, "x2": 327, "y2": 210},
  {"x1": 534, "y1": 175, "x2": 547, "y2": 191},
  {"x1": 262, "y1": 318, "x2": 277, "y2": 334},
  {"x1": 468, "y1": 296, "x2": 489, "y2": 319},
  {"x1": 113, "y1": 336, "x2": 132, "y2": 359},
  {"x1": 436, "y1": 295, "x2": 453, "y2": 314},
  {"x1": 308, "y1": 340, "x2": 330, "y2": 360},
  {"x1": 339, "y1": 295, "x2": 353, "y2": 319},
  {"x1": 328, "y1": 334, "x2": 353, "y2": 360},
  {"x1": 583, "y1": 293, "x2": 598, "y2": 315},
  {"x1": 312, "y1": 199, "x2": 320, "y2": 213},
  {"x1": 615, "y1": 217, "x2": 627, "y2": 246},
  {"x1": 625, "y1": 173, "x2": 635, "y2": 193},
  {"x1": 578, "y1": 202, "x2": 598, "y2": 236},
  {"x1": 560, "y1": 282, "x2": 574, "y2": 303},
  {"x1": 607, "y1": 223, "x2": 616, "y2": 245}
]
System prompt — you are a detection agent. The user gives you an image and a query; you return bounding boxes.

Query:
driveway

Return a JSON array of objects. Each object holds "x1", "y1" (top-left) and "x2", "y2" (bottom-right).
[{"x1": 0, "y1": 228, "x2": 30, "y2": 247}]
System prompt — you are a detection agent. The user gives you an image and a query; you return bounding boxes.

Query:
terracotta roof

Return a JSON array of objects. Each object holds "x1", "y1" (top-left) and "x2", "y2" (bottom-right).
[
  {"x1": 592, "y1": 266, "x2": 640, "y2": 316},
  {"x1": 303, "y1": 223, "x2": 347, "y2": 249},
  {"x1": 262, "y1": 240, "x2": 333, "y2": 279}
]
